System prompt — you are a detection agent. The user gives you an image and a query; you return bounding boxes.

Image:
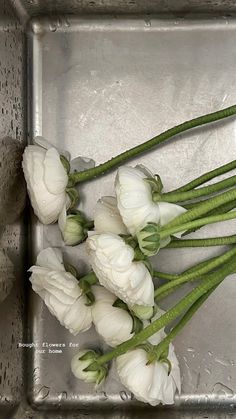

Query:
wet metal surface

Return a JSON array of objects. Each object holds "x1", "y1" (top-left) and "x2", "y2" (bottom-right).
[
  {"x1": 0, "y1": 0, "x2": 26, "y2": 418},
  {"x1": 27, "y1": 14, "x2": 236, "y2": 416},
  {"x1": 1, "y1": 0, "x2": 236, "y2": 416}
]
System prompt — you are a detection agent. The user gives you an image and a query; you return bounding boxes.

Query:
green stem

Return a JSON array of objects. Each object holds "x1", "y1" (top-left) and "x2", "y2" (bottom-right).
[
  {"x1": 154, "y1": 247, "x2": 236, "y2": 298},
  {"x1": 69, "y1": 105, "x2": 236, "y2": 184},
  {"x1": 160, "y1": 210, "x2": 236, "y2": 239},
  {"x1": 153, "y1": 270, "x2": 178, "y2": 280},
  {"x1": 162, "y1": 175, "x2": 236, "y2": 203},
  {"x1": 80, "y1": 271, "x2": 97, "y2": 285},
  {"x1": 169, "y1": 160, "x2": 236, "y2": 194},
  {"x1": 182, "y1": 198, "x2": 236, "y2": 236},
  {"x1": 150, "y1": 285, "x2": 218, "y2": 361},
  {"x1": 161, "y1": 186, "x2": 236, "y2": 231},
  {"x1": 153, "y1": 253, "x2": 223, "y2": 281},
  {"x1": 154, "y1": 255, "x2": 220, "y2": 300},
  {"x1": 167, "y1": 235, "x2": 236, "y2": 248},
  {"x1": 95, "y1": 259, "x2": 236, "y2": 366}
]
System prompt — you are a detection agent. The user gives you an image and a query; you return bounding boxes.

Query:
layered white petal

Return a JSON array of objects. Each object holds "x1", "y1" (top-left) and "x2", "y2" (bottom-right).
[
  {"x1": 115, "y1": 166, "x2": 160, "y2": 235},
  {"x1": 22, "y1": 145, "x2": 69, "y2": 224},
  {"x1": 94, "y1": 196, "x2": 128, "y2": 235},
  {"x1": 36, "y1": 247, "x2": 65, "y2": 271},
  {"x1": 86, "y1": 233, "x2": 154, "y2": 307},
  {"x1": 43, "y1": 148, "x2": 68, "y2": 194},
  {"x1": 116, "y1": 345, "x2": 181, "y2": 406},
  {"x1": 158, "y1": 202, "x2": 186, "y2": 227},
  {"x1": 92, "y1": 285, "x2": 134, "y2": 347},
  {"x1": 29, "y1": 247, "x2": 92, "y2": 335}
]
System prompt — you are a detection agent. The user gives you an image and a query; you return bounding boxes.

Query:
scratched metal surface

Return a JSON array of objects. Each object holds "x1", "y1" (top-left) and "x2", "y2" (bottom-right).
[
  {"x1": 0, "y1": 1, "x2": 26, "y2": 418},
  {"x1": 10, "y1": 0, "x2": 236, "y2": 23},
  {"x1": 24, "y1": 14, "x2": 236, "y2": 417}
]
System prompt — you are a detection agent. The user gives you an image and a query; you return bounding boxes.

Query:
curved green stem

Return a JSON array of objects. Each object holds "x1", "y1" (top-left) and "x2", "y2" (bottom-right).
[
  {"x1": 150, "y1": 285, "x2": 218, "y2": 362},
  {"x1": 160, "y1": 210, "x2": 236, "y2": 239},
  {"x1": 153, "y1": 270, "x2": 178, "y2": 280},
  {"x1": 182, "y1": 199, "x2": 236, "y2": 236},
  {"x1": 162, "y1": 188, "x2": 236, "y2": 231},
  {"x1": 162, "y1": 175, "x2": 236, "y2": 203},
  {"x1": 154, "y1": 247, "x2": 236, "y2": 299},
  {"x1": 169, "y1": 159, "x2": 236, "y2": 194},
  {"x1": 154, "y1": 253, "x2": 224, "y2": 281},
  {"x1": 95, "y1": 259, "x2": 236, "y2": 366},
  {"x1": 166, "y1": 235, "x2": 236, "y2": 248},
  {"x1": 69, "y1": 105, "x2": 236, "y2": 184}
]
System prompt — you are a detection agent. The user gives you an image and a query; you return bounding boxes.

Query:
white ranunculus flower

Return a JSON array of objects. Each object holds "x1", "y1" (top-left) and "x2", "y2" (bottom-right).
[
  {"x1": 116, "y1": 307, "x2": 181, "y2": 405},
  {"x1": 71, "y1": 349, "x2": 107, "y2": 385},
  {"x1": 91, "y1": 285, "x2": 134, "y2": 347},
  {"x1": 94, "y1": 196, "x2": 128, "y2": 235},
  {"x1": 116, "y1": 344, "x2": 181, "y2": 406},
  {"x1": 115, "y1": 165, "x2": 186, "y2": 236},
  {"x1": 29, "y1": 247, "x2": 92, "y2": 335},
  {"x1": 86, "y1": 233, "x2": 154, "y2": 307},
  {"x1": 22, "y1": 145, "x2": 70, "y2": 224}
]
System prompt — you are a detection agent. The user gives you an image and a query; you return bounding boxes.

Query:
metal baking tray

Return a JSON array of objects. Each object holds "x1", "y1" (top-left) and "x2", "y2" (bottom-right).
[{"x1": 2, "y1": 1, "x2": 236, "y2": 417}]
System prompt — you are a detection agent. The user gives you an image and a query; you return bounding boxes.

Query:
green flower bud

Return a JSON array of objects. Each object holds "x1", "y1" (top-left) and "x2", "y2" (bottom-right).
[
  {"x1": 71, "y1": 350, "x2": 108, "y2": 385},
  {"x1": 137, "y1": 222, "x2": 160, "y2": 257},
  {"x1": 130, "y1": 304, "x2": 154, "y2": 320},
  {"x1": 62, "y1": 214, "x2": 87, "y2": 246}
]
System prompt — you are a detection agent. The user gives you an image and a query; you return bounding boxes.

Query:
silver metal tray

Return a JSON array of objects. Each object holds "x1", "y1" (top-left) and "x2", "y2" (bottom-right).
[{"x1": 2, "y1": 1, "x2": 236, "y2": 417}]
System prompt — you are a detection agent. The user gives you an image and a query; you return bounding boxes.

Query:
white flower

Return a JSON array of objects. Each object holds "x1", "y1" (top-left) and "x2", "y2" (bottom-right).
[
  {"x1": 71, "y1": 349, "x2": 107, "y2": 384},
  {"x1": 116, "y1": 345, "x2": 181, "y2": 406},
  {"x1": 91, "y1": 285, "x2": 134, "y2": 347},
  {"x1": 116, "y1": 307, "x2": 181, "y2": 406},
  {"x1": 94, "y1": 196, "x2": 128, "y2": 235},
  {"x1": 29, "y1": 247, "x2": 92, "y2": 335},
  {"x1": 86, "y1": 233, "x2": 154, "y2": 307},
  {"x1": 115, "y1": 165, "x2": 186, "y2": 236},
  {"x1": 22, "y1": 145, "x2": 70, "y2": 224}
]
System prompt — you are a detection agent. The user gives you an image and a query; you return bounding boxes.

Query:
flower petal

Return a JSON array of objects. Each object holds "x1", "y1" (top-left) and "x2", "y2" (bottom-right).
[
  {"x1": 36, "y1": 247, "x2": 65, "y2": 271},
  {"x1": 94, "y1": 196, "x2": 128, "y2": 235},
  {"x1": 44, "y1": 148, "x2": 68, "y2": 194}
]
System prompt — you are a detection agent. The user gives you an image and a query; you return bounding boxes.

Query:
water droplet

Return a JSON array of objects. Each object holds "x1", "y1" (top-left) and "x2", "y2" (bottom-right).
[
  {"x1": 120, "y1": 390, "x2": 129, "y2": 401},
  {"x1": 99, "y1": 392, "x2": 108, "y2": 401},
  {"x1": 49, "y1": 22, "x2": 57, "y2": 32},
  {"x1": 58, "y1": 391, "x2": 67, "y2": 401},
  {"x1": 187, "y1": 347, "x2": 195, "y2": 353},
  {"x1": 208, "y1": 351, "x2": 213, "y2": 357},
  {"x1": 36, "y1": 386, "x2": 50, "y2": 400},
  {"x1": 212, "y1": 382, "x2": 234, "y2": 398},
  {"x1": 65, "y1": 18, "x2": 70, "y2": 28},
  {"x1": 214, "y1": 357, "x2": 231, "y2": 367},
  {"x1": 144, "y1": 19, "x2": 151, "y2": 27},
  {"x1": 205, "y1": 367, "x2": 212, "y2": 375}
]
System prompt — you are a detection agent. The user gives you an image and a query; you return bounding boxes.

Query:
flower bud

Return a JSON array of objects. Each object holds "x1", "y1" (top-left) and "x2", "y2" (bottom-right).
[
  {"x1": 130, "y1": 304, "x2": 154, "y2": 320},
  {"x1": 71, "y1": 350, "x2": 107, "y2": 385},
  {"x1": 63, "y1": 214, "x2": 87, "y2": 246},
  {"x1": 137, "y1": 222, "x2": 160, "y2": 257}
]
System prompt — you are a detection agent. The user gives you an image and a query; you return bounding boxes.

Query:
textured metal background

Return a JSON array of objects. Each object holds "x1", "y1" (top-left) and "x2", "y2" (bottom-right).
[
  {"x1": 0, "y1": 1, "x2": 26, "y2": 418},
  {"x1": 2, "y1": 0, "x2": 236, "y2": 418},
  {"x1": 10, "y1": 0, "x2": 236, "y2": 21},
  {"x1": 27, "y1": 14, "x2": 236, "y2": 417}
]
